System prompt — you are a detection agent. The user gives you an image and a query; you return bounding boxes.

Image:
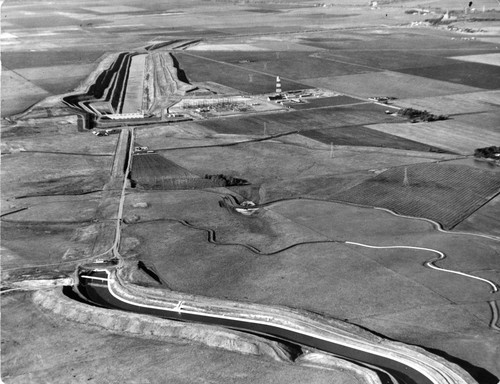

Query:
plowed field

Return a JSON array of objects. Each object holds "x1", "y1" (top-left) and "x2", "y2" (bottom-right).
[
  {"x1": 332, "y1": 163, "x2": 500, "y2": 229},
  {"x1": 132, "y1": 154, "x2": 197, "y2": 181}
]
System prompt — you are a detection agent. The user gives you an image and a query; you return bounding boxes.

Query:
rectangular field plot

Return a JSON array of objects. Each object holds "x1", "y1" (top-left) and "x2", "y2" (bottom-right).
[
  {"x1": 366, "y1": 117, "x2": 500, "y2": 155},
  {"x1": 332, "y1": 163, "x2": 500, "y2": 229},
  {"x1": 131, "y1": 154, "x2": 215, "y2": 190},
  {"x1": 298, "y1": 29, "x2": 495, "y2": 51},
  {"x1": 302, "y1": 71, "x2": 481, "y2": 99},
  {"x1": 198, "y1": 103, "x2": 406, "y2": 136},
  {"x1": 396, "y1": 90, "x2": 500, "y2": 115},
  {"x1": 32, "y1": 76, "x2": 90, "y2": 94},
  {"x1": 262, "y1": 102, "x2": 406, "y2": 130},
  {"x1": 299, "y1": 126, "x2": 448, "y2": 152},
  {"x1": 10, "y1": 15, "x2": 82, "y2": 29},
  {"x1": 450, "y1": 52, "x2": 500, "y2": 67},
  {"x1": 13, "y1": 64, "x2": 96, "y2": 81},
  {"x1": 132, "y1": 154, "x2": 198, "y2": 180},
  {"x1": 196, "y1": 116, "x2": 277, "y2": 135},
  {"x1": 398, "y1": 62, "x2": 500, "y2": 90},
  {"x1": 183, "y1": 50, "x2": 378, "y2": 79},
  {"x1": 1, "y1": 70, "x2": 50, "y2": 117},
  {"x1": 314, "y1": 50, "x2": 456, "y2": 71},
  {"x1": 2, "y1": 51, "x2": 105, "y2": 69},
  {"x1": 174, "y1": 52, "x2": 310, "y2": 94}
]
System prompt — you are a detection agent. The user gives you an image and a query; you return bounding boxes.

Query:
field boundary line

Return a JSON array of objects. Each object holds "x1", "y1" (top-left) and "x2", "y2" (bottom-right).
[
  {"x1": 14, "y1": 150, "x2": 113, "y2": 157},
  {"x1": 259, "y1": 196, "x2": 500, "y2": 242},
  {"x1": 153, "y1": 130, "x2": 299, "y2": 151},
  {"x1": 373, "y1": 207, "x2": 500, "y2": 242}
]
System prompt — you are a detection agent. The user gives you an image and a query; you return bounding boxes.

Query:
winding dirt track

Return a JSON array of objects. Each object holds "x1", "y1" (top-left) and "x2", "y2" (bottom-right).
[{"x1": 130, "y1": 215, "x2": 499, "y2": 294}]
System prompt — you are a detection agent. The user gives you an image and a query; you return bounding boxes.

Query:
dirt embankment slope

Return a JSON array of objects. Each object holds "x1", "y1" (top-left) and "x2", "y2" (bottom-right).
[
  {"x1": 30, "y1": 287, "x2": 380, "y2": 384},
  {"x1": 144, "y1": 52, "x2": 196, "y2": 115},
  {"x1": 2, "y1": 290, "x2": 366, "y2": 384}
]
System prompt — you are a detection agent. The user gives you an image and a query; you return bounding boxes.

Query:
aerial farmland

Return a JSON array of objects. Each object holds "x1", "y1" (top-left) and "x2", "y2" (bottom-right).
[{"x1": 1, "y1": 0, "x2": 500, "y2": 383}]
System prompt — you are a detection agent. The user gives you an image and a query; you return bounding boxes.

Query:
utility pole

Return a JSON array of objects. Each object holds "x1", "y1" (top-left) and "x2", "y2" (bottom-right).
[{"x1": 330, "y1": 142, "x2": 334, "y2": 158}]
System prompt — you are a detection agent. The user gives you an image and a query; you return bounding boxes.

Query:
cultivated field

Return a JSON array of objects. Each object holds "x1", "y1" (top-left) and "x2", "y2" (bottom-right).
[
  {"x1": 297, "y1": 27, "x2": 496, "y2": 51},
  {"x1": 396, "y1": 89, "x2": 500, "y2": 115},
  {"x1": 185, "y1": 50, "x2": 378, "y2": 79},
  {"x1": 399, "y1": 61, "x2": 500, "y2": 90},
  {"x1": 299, "y1": 125, "x2": 447, "y2": 152},
  {"x1": 161, "y1": 140, "x2": 453, "y2": 196},
  {"x1": 174, "y1": 52, "x2": 310, "y2": 94},
  {"x1": 131, "y1": 153, "x2": 201, "y2": 189},
  {"x1": 367, "y1": 114, "x2": 500, "y2": 155},
  {"x1": 302, "y1": 71, "x2": 482, "y2": 99},
  {"x1": 332, "y1": 163, "x2": 500, "y2": 229},
  {"x1": 455, "y1": 193, "x2": 500, "y2": 237},
  {"x1": 201, "y1": 102, "x2": 405, "y2": 133},
  {"x1": 451, "y1": 52, "x2": 500, "y2": 66},
  {"x1": 1, "y1": 70, "x2": 51, "y2": 117}
]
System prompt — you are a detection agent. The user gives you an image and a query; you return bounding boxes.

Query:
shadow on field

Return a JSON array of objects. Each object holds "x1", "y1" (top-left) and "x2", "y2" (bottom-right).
[
  {"x1": 349, "y1": 322, "x2": 498, "y2": 384},
  {"x1": 424, "y1": 347, "x2": 499, "y2": 384}
]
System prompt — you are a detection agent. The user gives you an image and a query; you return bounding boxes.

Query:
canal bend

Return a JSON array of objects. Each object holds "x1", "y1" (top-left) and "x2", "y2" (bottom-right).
[{"x1": 75, "y1": 268, "x2": 474, "y2": 384}]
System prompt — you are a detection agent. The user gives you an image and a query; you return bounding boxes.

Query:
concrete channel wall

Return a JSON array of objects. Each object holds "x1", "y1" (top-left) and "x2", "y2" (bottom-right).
[
  {"x1": 63, "y1": 52, "x2": 135, "y2": 117},
  {"x1": 122, "y1": 54, "x2": 146, "y2": 114},
  {"x1": 76, "y1": 266, "x2": 477, "y2": 384}
]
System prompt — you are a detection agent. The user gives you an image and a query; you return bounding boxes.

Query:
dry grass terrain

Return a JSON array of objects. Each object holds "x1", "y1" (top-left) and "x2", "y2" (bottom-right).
[
  {"x1": 1, "y1": 291, "x2": 350, "y2": 384},
  {"x1": 2, "y1": 0, "x2": 500, "y2": 383},
  {"x1": 121, "y1": 194, "x2": 500, "y2": 381}
]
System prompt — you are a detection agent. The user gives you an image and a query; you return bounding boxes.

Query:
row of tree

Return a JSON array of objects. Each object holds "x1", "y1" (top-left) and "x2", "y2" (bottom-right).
[
  {"x1": 204, "y1": 174, "x2": 248, "y2": 186},
  {"x1": 398, "y1": 108, "x2": 448, "y2": 122},
  {"x1": 474, "y1": 146, "x2": 500, "y2": 159}
]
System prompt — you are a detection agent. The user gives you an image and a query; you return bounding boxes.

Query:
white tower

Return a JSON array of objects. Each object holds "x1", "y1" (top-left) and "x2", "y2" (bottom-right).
[{"x1": 276, "y1": 76, "x2": 282, "y2": 95}]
